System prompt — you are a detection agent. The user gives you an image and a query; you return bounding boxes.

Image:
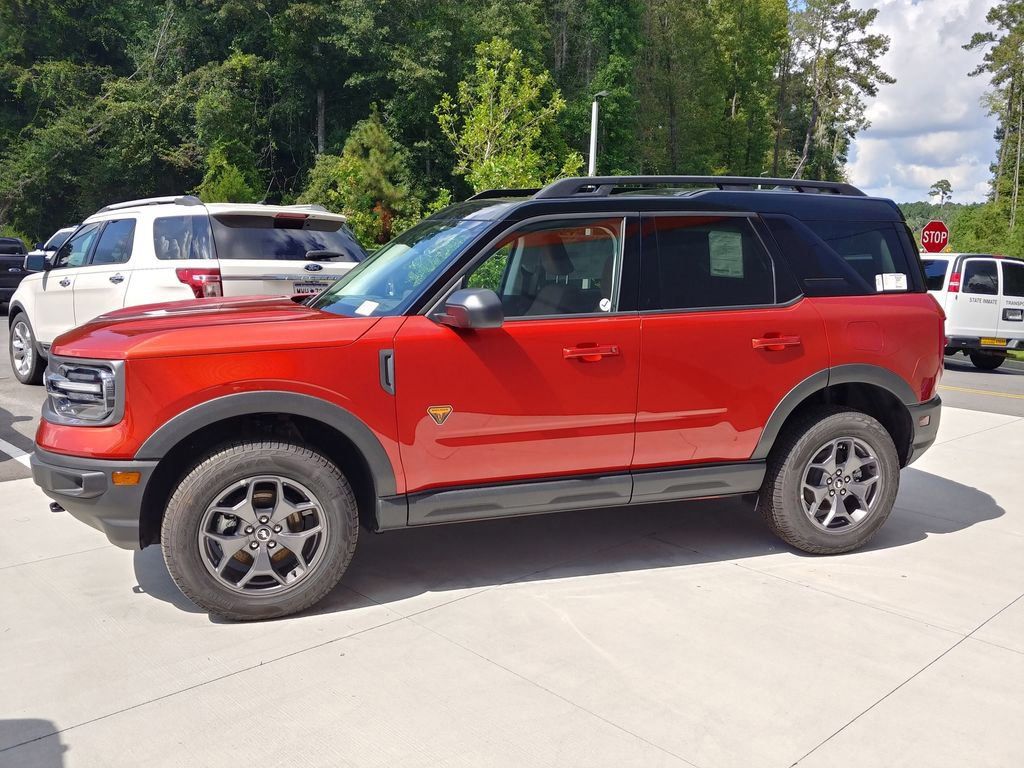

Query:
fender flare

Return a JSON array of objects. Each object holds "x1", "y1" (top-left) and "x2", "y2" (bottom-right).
[
  {"x1": 135, "y1": 391, "x2": 397, "y2": 496},
  {"x1": 751, "y1": 364, "x2": 916, "y2": 461},
  {"x1": 7, "y1": 300, "x2": 26, "y2": 324}
]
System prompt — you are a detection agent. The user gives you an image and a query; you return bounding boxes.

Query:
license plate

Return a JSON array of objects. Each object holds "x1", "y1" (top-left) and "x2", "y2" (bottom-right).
[
  {"x1": 980, "y1": 337, "x2": 1008, "y2": 347},
  {"x1": 293, "y1": 280, "x2": 329, "y2": 296}
]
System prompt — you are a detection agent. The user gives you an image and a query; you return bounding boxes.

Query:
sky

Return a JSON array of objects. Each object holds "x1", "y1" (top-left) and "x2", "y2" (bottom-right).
[{"x1": 847, "y1": 0, "x2": 999, "y2": 203}]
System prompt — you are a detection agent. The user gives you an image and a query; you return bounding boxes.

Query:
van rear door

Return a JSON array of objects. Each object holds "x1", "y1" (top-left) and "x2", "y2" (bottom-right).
[
  {"x1": 208, "y1": 208, "x2": 368, "y2": 298},
  {"x1": 952, "y1": 257, "x2": 1001, "y2": 340},
  {"x1": 997, "y1": 259, "x2": 1024, "y2": 340}
]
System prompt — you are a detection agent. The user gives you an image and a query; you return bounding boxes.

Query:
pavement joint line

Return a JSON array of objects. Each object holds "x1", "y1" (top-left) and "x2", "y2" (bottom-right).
[
  {"x1": 790, "y1": 590, "x2": 1024, "y2": 767},
  {"x1": 409, "y1": 615, "x2": 704, "y2": 768},
  {"x1": 0, "y1": 608, "x2": 415, "y2": 756},
  {"x1": 932, "y1": 415, "x2": 1024, "y2": 447},
  {"x1": 0, "y1": 435, "x2": 31, "y2": 468},
  {"x1": 0, "y1": 544, "x2": 111, "y2": 571},
  {"x1": 646, "y1": 533, "x2": 967, "y2": 638}
]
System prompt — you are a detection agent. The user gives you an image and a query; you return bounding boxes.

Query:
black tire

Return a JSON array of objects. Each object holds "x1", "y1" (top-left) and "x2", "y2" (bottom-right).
[
  {"x1": 758, "y1": 406, "x2": 900, "y2": 555},
  {"x1": 969, "y1": 351, "x2": 1005, "y2": 370},
  {"x1": 161, "y1": 440, "x2": 358, "y2": 621},
  {"x1": 8, "y1": 312, "x2": 44, "y2": 385}
]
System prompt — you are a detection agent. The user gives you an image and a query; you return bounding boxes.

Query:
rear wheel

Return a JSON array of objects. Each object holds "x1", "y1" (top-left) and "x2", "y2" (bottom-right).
[
  {"x1": 161, "y1": 440, "x2": 358, "y2": 621},
  {"x1": 8, "y1": 313, "x2": 44, "y2": 385},
  {"x1": 969, "y1": 351, "x2": 1005, "y2": 370},
  {"x1": 758, "y1": 407, "x2": 899, "y2": 555}
]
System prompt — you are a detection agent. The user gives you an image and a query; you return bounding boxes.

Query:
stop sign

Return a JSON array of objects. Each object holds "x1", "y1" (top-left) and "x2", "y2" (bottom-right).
[{"x1": 921, "y1": 220, "x2": 949, "y2": 253}]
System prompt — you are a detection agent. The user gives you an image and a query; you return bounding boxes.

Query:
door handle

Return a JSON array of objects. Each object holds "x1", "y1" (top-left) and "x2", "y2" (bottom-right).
[
  {"x1": 109, "y1": 274, "x2": 125, "y2": 284},
  {"x1": 8, "y1": 267, "x2": 22, "y2": 273},
  {"x1": 59, "y1": 278, "x2": 71, "y2": 287},
  {"x1": 752, "y1": 335, "x2": 802, "y2": 351},
  {"x1": 564, "y1": 344, "x2": 620, "y2": 362}
]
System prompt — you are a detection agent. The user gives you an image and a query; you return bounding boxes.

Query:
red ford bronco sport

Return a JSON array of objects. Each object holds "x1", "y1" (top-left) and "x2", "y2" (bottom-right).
[{"x1": 31, "y1": 176, "x2": 944, "y2": 620}]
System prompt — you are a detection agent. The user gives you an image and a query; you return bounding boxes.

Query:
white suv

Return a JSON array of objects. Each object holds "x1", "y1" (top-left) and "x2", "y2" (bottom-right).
[
  {"x1": 7, "y1": 195, "x2": 366, "y2": 383},
  {"x1": 922, "y1": 252, "x2": 1024, "y2": 370}
]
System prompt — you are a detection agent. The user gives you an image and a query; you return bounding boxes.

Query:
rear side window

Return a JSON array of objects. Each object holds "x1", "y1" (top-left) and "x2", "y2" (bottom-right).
[
  {"x1": 154, "y1": 215, "x2": 214, "y2": 260},
  {"x1": 963, "y1": 260, "x2": 999, "y2": 295},
  {"x1": 764, "y1": 215, "x2": 917, "y2": 296},
  {"x1": 209, "y1": 214, "x2": 367, "y2": 262},
  {"x1": 640, "y1": 216, "x2": 775, "y2": 310},
  {"x1": 90, "y1": 219, "x2": 135, "y2": 266},
  {"x1": 922, "y1": 259, "x2": 949, "y2": 291},
  {"x1": 1003, "y1": 261, "x2": 1024, "y2": 297}
]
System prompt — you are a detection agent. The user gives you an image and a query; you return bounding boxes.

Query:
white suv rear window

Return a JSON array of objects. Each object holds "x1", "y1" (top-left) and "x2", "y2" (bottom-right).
[{"x1": 154, "y1": 215, "x2": 214, "y2": 260}]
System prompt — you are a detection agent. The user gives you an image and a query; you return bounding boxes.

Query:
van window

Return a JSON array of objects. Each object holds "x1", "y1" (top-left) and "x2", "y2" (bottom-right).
[
  {"x1": 922, "y1": 258, "x2": 949, "y2": 291},
  {"x1": 154, "y1": 216, "x2": 214, "y2": 260},
  {"x1": 209, "y1": 215, "x2": 367, "y2": 263},
  {"x1": 963, "y1": 260, "x2": 999, "y2": 295},
  {"x1": 1003, "y1": 260, "x2": 1024, "y2": 297}
]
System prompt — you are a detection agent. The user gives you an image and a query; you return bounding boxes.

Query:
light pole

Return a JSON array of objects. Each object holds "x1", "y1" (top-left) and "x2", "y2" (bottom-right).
[{"x1": 588, "y1": 91, "x2": 609, "y2": 176}]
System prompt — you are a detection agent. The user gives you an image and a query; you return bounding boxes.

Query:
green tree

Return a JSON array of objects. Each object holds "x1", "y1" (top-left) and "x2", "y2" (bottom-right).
[
  {"x1": 196, "y1": 145, "x2": 259, "y2": 202},
  {"x1": 928, "y1": 179, "x2": 953, "y2": 208},
  {"x1": 434, "y1": 38, "x2": 582, "y2": 192},
  {"x1": 299, "y1": 107, "x2": 419, "y2": 244}
]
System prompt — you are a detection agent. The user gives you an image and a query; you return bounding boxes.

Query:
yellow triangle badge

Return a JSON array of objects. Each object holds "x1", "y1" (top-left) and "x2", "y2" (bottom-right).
[{"x1": 427, "y1": 405, "x2": 453, "y2": 425}]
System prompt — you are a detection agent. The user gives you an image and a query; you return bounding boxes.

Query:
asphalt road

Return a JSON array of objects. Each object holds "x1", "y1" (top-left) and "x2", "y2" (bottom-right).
[{"x1": 2, "y1": 313, "x2": 1023, "y2": 481}]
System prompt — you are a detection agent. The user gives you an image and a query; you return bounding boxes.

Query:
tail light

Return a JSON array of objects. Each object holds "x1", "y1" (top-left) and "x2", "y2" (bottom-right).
[
  {"x1": 176, "y1": 267, "x2": 222, "y2": 298},
  {"x1": 948, "y1": 272, "x2": 961, "y2": 292}
]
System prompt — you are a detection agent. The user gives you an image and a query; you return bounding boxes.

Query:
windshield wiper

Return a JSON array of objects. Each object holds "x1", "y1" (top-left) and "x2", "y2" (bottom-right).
[{"x1": 305, "y1": 249, "x2": 355, "y2": 262}]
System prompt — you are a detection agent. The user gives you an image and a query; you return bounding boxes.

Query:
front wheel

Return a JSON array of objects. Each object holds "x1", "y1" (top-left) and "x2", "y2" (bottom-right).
[
  {"x1": 758, "y1": 407, "x2": 899, "y2": 555},
  {"x1": 161, "y1": 440, "x2": 358, "y2": 621},
  {"x1": 969, "y1": 351, "x2": 1005, "y2": 370},
  {"x1": 8, "y1": 313, "x2": 44, "y2": 384}
]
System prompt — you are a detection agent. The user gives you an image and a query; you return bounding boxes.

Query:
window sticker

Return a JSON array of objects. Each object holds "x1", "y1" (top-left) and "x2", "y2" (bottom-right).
[
  {"x1": 874, "y1": 273, "x2": 908, "y2": 292},
  {"x1": 708, "y1": 230, "x2": 744, "y2": 278},
  {"x1": 354, "y1": 300, "x2": 379, "y2": 316}
]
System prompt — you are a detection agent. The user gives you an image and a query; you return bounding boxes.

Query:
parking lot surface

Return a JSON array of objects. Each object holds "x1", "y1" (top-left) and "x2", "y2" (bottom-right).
[{"x1": 1, "y1": 320, "x2": 1023, "y2": 767}]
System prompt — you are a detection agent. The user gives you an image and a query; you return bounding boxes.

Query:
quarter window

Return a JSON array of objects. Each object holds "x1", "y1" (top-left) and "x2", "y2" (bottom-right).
[
  {"x1": 922, "y1": 258, "x2": 949, "y2": 291},
  {"x1": 463, "y1": 217, "x2": 624, "y2": 317},
  {"x1": 1002, "y1": 261, "x2": 1024, "y2": 297},
  {"x1": 153, "y1": 215, "x2": 215, "y2": 260},
  {"x1": 963, "y1": 260, "x2": 999, "y2": 295},
  {"x1": 640, "y1": 216, "x2": 775, "y2": 310},
  {"x1": 90, "y1": 219, "x2": 135, "y2": 266}
]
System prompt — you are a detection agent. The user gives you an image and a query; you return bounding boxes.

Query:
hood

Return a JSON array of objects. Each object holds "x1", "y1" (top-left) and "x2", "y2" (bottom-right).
[{"x1": 51, "y1": 295, "x2": 380, "y2": 360}]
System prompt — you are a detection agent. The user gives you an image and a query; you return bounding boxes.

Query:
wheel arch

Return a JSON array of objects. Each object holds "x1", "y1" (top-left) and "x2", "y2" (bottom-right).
[
  {"x1": 137, "y1": 392, "x2": 397, "y2": 547},
  {"x1": 753, "y1": 365, "x2": 916, "y2": 468}
]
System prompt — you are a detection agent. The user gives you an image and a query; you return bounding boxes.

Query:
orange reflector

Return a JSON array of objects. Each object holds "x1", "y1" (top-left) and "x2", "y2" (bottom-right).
[{"x1": 111, "y1": 471, "x2": 141, "y2": 486}]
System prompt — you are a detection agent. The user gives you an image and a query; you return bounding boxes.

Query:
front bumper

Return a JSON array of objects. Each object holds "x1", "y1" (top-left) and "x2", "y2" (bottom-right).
[
  {"x1": 31, "y1": 446, "x2": 156, "y2": 549},
  {"x1": 906, "y1": 395, "x2": 941, "y2": 465}
]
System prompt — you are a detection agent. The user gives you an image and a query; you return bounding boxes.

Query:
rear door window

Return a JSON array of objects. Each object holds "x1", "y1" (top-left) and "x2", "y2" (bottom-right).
[
  {"x1": 922, "y1": 258, "x2": 949, "y2": 291},
  {"x1": 89, "y1": 219, "x2": 135, "y2": 266},
  {"x1": 963, "y1": 260, "x2": 999, "y2": 295},
  {"x1": 1002, "y1": 260, "x2": 1024, "y2": 297},
  {"x1": 209, "y1": 214, "x2": 367, "y2": 263},
  {"x1": 640, "y1": 216, "x2": 775, "y2": 310}
]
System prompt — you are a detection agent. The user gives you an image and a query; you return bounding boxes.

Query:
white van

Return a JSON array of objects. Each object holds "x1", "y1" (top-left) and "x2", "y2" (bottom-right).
[
  {"x1": 922, "y1": 252, "x2": 1024, "y2": 370},
  {"x1": 7, "y1": 195, "x2": 367, "y2": 384}
]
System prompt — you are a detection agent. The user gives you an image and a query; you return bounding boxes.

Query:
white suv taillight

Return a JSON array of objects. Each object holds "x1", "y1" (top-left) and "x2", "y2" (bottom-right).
[{"x1": 176, "y1": 268, "x2": 222, "y2": 298}]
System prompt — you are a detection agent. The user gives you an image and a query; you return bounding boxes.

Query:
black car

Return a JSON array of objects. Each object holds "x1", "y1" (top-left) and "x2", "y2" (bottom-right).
[{"x1": 0, "y1": 236, "x2": 29, "y2": 308}]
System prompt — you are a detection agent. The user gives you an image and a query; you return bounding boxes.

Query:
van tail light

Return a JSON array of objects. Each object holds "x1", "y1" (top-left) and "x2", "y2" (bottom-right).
[
  {"x1": 948, "y1": 272, "x2": 961, "y2": 292},
  {"x1": 176, "y1": 267, "x2": 222, "y2": 299}
]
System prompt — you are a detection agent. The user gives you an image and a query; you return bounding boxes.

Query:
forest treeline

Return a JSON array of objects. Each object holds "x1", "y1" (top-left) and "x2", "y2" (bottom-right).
[{"x1": 1, "y1": 0, "x2": 894, "y2": 244}]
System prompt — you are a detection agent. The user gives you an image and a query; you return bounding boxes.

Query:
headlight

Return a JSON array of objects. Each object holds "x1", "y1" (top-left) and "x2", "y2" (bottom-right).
[{"x1": 44, "y1": 357, "x2": 125, "y2": 426}]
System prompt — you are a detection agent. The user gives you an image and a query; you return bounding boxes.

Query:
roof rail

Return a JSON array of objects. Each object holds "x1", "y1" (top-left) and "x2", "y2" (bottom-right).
[
  {"x1": 97, "y1": 195, "x2": 203, "y2": 213},
  {"x1": 533, "y1": 176, "x2": 865, "y2": 199},
  {"x1": 467, "y1": 188, "x2": 541, "y2": 201}
]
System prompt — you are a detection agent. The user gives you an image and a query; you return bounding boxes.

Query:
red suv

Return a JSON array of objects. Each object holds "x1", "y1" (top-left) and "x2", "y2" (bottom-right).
[{"x1": 31, "y1": 176, "x2": 944, "y2": 620}]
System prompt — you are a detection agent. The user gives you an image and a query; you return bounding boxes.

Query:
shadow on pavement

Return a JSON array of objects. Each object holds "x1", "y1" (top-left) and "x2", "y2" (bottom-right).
[
  {"x1": 0, "y1": 720, "x2": 65, "y2": 766},
  {"x1": 0, "y1": 404, "x2": 35, "y2": 453},
  {"x1": 131, "y1": 467, "x2": 1003, "y2": 621}
]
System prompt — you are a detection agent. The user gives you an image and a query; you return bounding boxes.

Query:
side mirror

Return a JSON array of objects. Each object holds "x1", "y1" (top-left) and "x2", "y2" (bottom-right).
[
  {"x1": 436, "y1": 288, "x2": 504, "y2": 330},
  {"x1": 24, "y1": 253, "x2": 49, "y2": 272},
  {"x1": 34, "y1": 242, "x2": 45, "y2": 251}
]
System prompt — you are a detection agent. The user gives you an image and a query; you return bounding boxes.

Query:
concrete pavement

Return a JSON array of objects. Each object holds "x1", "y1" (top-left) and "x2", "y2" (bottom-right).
[{"x1": 1, "y1": 405, "x2": 1022, "y2": 767}]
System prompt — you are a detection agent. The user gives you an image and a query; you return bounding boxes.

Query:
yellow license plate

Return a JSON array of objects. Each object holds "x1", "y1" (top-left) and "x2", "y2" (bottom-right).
[{"x1": 980, "y1": 337, "x2": 1008, "y2": 347}]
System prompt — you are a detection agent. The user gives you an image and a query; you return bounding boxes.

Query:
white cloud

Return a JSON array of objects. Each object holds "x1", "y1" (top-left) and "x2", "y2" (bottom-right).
[{"x1": 846, "y1": 0, "x2": 1000, "y2": 203}]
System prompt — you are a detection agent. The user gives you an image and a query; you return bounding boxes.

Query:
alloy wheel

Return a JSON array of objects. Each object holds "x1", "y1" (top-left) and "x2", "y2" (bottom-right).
[
  {"x1": 11, "y1": 320, "x2": 33, "y2": 377},
  {"x1": 800, "y1": 436, "x2": 883, "y2": 533}
]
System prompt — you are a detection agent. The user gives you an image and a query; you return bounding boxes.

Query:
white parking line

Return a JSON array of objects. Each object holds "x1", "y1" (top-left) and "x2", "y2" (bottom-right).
[{"x1": 0, "y1": 436, "x2": 32, "y2": 468}]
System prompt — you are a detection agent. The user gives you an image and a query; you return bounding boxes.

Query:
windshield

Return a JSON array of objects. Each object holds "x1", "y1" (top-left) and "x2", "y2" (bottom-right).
[{"x1": 309, "y1": 218, "x2": 491, "y2": 317}]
